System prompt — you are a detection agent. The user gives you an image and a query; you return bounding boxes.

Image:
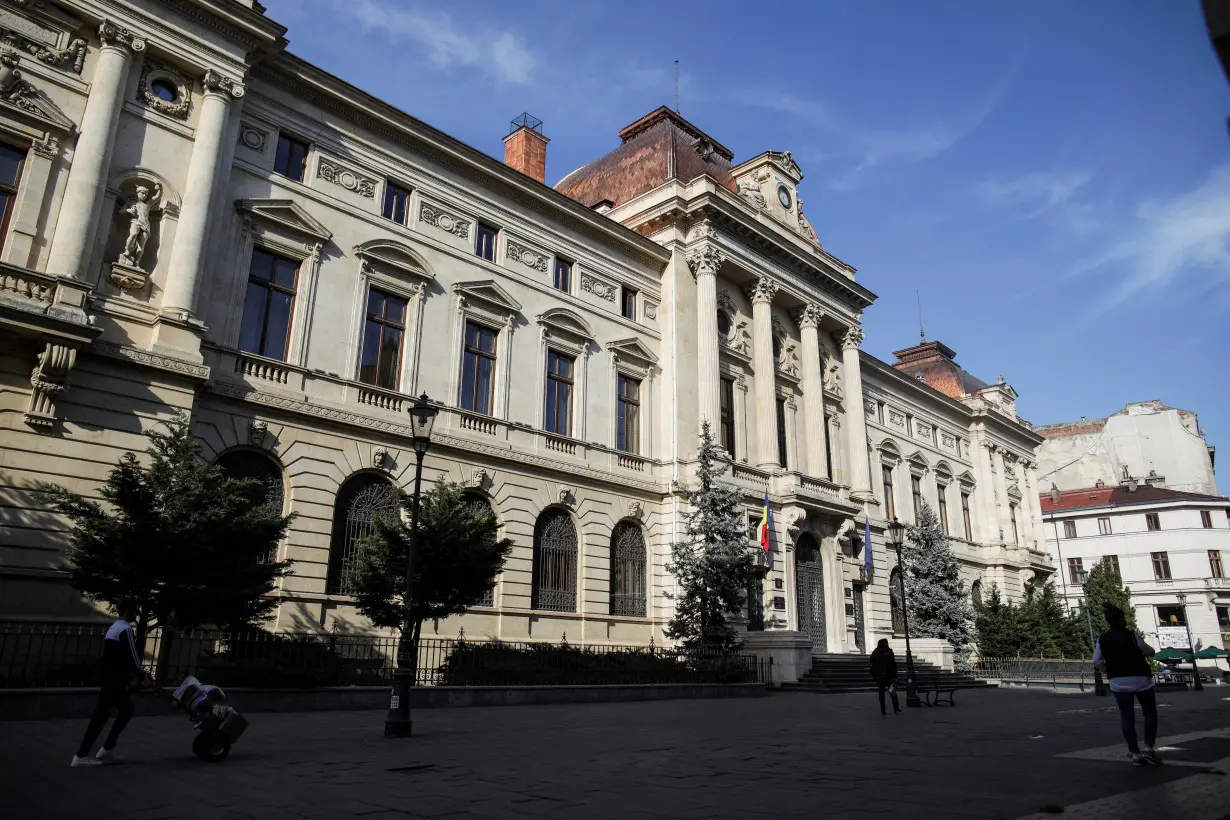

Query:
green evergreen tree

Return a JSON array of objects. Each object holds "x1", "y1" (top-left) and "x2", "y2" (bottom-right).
[
  {"x1": 38, "y1": 415, "x2": 293, "y2": 641},
  {"x1": 665, "y1": 422, "x2": 755, "y2": 650},
  {"x1": 905, "y1": 501, "x2": 976, "y2": 669},
  {"x1": 348, "y1": 479, "x2": 513, "y2": 652},
  {"x1": 975, "y1": 584, "x2": 1021, "y2": 658},
  {"x1": 1079, "y1": 556, "x2": 1137, "y2": 644},
  {"x1": 1016, "y1": 581, "x2": 1088, "y2": 658}
]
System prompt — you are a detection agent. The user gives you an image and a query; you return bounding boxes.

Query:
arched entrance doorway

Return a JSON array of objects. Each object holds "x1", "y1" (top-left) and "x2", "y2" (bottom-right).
[{"x1": 795, "y1": 533, "x2": 827, "y2": 652}]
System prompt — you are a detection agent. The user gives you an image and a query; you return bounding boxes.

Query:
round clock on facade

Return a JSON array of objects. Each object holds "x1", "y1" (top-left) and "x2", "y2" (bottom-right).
[{"x1": 777, "y1": 185, "x2": 792, "y2": 208}]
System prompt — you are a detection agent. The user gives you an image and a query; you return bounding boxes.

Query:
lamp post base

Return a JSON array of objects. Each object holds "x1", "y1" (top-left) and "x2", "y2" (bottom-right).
[
  {"x1": 384, "y1": 718, "x2": 413, "y2": 738},
  {"x1": 1093, "y1": 669, "x2": 1106, "y2": 697}
]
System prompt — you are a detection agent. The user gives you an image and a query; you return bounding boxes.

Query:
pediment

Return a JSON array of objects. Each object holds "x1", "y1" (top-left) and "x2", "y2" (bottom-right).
[
  {"x1": 537, "y1": 307, "x2": 593, "y2": 340},
  {"x1": 957, "y1": 470, "x2": 977, "y2": 487},
  {"x1": 236, "y1": 198, "x2": 332, "y2": 243},
  {"x1": 607, "y1": 337, "x2": 657, "y2": 365},
  {"x1": 770, "y1": 151, "x2": 803, "y2": 182},
  {"x1": 453, "y1": 279, "x2": 521, "y2": 315},
  {"x1": 907, "y1": 451, "x2": 930, "y2": 470},
  {"x1": 934, "y1": 460, "x2": 953, "y2": 478},
  {"x1": 0, "y1": 74, "x2": 74, "y2": 133},
  {"x1": 354, "y1": 239, "x2": 433, "y2": 281},
  {"x1": 876, "y1": 438, "x2": 901, "y2": 458}
]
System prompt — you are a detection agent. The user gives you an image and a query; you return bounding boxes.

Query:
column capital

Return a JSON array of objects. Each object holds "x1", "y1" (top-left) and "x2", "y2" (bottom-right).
[
  {"x1": 841, "y1": 326, "x2": 864, "y2": 351},
  {"x1": 793, "y1": 303, "x2": 824, "y2": 330},
  {"x1": 98, "y1": 21, "x2": 145, "y2": 54},
  {"x1": 744, "y1": 276, "x2": 778, "y2": 305},
  {"x1": 202, "y1": 68, "x2": 245, "y2": 100},
  {"x1": 685, "y1": 243, "x2": 723, "y2": 277}
]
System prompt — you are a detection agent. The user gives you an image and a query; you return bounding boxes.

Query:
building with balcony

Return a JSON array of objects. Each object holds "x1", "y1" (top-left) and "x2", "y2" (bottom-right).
[
  {"x1": 1041, "y1": 483, "x2": 1230, "y2": 653},
  {"x1": 0, "y1": 0, "x2": 1050, "y2": 662}
]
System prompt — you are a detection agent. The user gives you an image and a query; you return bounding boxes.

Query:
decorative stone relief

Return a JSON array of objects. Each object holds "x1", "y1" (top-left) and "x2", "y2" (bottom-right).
[
  {"x1": 888, "y1": 410, "x2": 905, "y2": 427},
  {"x1": 505, "y1": 238, "x2": 547, "y2": 272},
  {"x1": 644, "y1": 301, "x2": 658, "y2": 320},
  {"x1": 824, "y1": 359, "x2": 841, "y2": 394},
  {"x1": 915, "y1": 421, "x2": 931, "y2": 439},
  {"x1": 137, "y1": 59, "x2": 190, "y2": 120},
  {"x1": 795, "y1": 303, "x2": 823, "y2": 328},
  {"x1": 842, "y1": 326, "x2": 864, "y2": 350},
  {"x1": 737, "y1": 176, "x2": 767, "y2": 210},
  {"x1": 419, "y1": 202, "x2": 470, "y2": 238},
  {"x1": 580, "y1": 273, "x2": 616, "y2": 302},
  {"x1": 0, "y1": 31, "x2": 85, "y2": 74},
  {"x1": 238, "y1": 123, "x2": 267, "y2": 151},
  {"x1": 247, "y1": 419, "x2": 267, "y2": 446},
  {"x1": 628, "y1": 501, "x2": 643, "y2": 519},
  {"x1": 372, "y1": 447, "x2": 388, "y2": 469},
  {"x1": 467, "y1": 468, "x2": 489, "y2": 489},
  {"x1": 98, "y1": 20, "x2": 145, "y2": 53},
  {"x1": 864, "y1": 400, "x2": 876, "y2": 418},
  {"x1": 30, "y1": 131, "x2": 56, "y2": 158},
  {"x1": 685, "y1": 243, "x2": 723, "y2": 276},
  {"x1": 942, "y1": 433, "x2": 956, "y2": 449},
  {"x1": 201, "y1": 68, "x2": 243, "y2": 99},
  {"x1": 109, "y1": 182, "x2": 162, "y2": 291},
  {"x1": 717, "y1": 289, "x2": 736, "y2": 316},
  {"x1": 745, "y1": 277, "x2": 778, "y2": 305},
  {"x1": 25, "y1": 341, "x2": 75, "y2": 427},
  {"x1": 557, "y1": 485, "x2": 575, "y2": 506},
  {"x1": 0, "y1": 48, "x2": 39, "y2": 112},
  {"x1": 797, "y1": 198, "x2": 820, "y2": 245},
  {"x1": 317, "y1": 158, "x2": 375, "y2": 199}
]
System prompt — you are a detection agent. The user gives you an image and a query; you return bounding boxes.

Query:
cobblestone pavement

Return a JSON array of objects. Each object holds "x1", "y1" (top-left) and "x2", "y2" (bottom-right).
[{"x1": 3, "y1": 687, "x2": 1229, "y2": 820}]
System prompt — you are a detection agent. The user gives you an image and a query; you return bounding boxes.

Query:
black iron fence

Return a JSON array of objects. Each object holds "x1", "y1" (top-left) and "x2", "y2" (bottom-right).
[
  {"x1": 971, "y1": 658, "x2": 1096, "y2": 689},
  {"x1": 0, "y1": 622, "x2": 771, "y2": 689}
]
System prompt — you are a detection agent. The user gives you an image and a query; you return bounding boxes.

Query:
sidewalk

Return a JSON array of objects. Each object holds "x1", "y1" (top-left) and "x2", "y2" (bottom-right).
[{"x1": 3, "y1": 687, "x2": 1228, "y2": 819}]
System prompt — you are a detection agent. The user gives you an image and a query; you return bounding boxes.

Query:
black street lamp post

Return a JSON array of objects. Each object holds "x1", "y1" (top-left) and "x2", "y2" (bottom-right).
[
  {"x1": 1175, "y1": 592, "x2": 1204, "y2": 692},
  {"x1": 384, "y1": 393, "x2": 438, "y2": 738},
  {"x1": 887, "y1": 518, "x2": 921, "y2": 708},
  {"x1": 1073, "y1": 568, "x2": 1107, "y2": 696}
]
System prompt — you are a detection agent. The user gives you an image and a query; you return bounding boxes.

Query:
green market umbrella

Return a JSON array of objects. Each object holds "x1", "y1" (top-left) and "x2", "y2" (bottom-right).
[
  {"x1": 1194, "y1": 646, "x2": 1229, "y2": 660},
  {"x1": 1154, "y1": 647, "x2": 1192, "y2": 662}
]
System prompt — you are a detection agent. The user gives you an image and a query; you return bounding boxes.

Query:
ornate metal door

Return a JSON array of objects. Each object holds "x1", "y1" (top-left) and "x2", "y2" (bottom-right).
[
  {"x1": 795, "y1": 534, "x2": 827, "y2": 653},
  {"x1": 853, "y1": 586, "x2": 866, "y2": 652}
]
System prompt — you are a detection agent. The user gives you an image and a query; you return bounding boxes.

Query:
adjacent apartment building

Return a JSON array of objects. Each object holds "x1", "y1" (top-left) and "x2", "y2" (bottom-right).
[{"x1": 0, "y1": 0, "x2": 1052, "y2": 664}]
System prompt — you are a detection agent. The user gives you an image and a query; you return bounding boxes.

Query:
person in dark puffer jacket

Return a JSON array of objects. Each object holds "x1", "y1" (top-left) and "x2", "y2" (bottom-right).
[
  {"x1": 869, "y1": 639, "x2": 901, "y2": 715},
  {"x1": 1094, "y1": 603, "x2": 1161, "y2": 766}
]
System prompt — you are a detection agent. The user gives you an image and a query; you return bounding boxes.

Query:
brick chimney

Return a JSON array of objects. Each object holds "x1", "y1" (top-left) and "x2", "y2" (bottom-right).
[{"x1": 503, "y1": 113, "x2": 548, "y2": 184}]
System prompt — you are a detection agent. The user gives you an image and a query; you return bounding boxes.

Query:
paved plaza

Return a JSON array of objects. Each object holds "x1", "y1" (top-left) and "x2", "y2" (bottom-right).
[{"x1": 2, "y1": 687, "x2": 1229, "y2": 820}]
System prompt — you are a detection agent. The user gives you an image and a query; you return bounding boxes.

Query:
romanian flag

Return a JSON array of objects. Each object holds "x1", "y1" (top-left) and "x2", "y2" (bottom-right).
[{"x1": 757, "y1": 491, "x2": 772, "y2": 552}]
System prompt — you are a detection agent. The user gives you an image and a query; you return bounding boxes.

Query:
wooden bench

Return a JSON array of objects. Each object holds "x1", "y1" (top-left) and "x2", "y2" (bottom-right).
[{"x1": 921, "y1": 676, "x2": 957, "y2": 707}]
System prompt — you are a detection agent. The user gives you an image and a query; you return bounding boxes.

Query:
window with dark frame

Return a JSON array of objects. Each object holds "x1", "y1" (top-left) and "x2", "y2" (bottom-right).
[
  {"x1": 1151, "y1": 551, "x2": 1172, "y2": 580},
  {"x1": 273, "y1": 133, "x2": 309, "y2": 181},
  {"x1": 1218, "y1": 605, "x2": 1230, "y2": 631},
  {"x1": 1098, "y1": 517, "x2": 1112, "y2": 535},
  {"x1": 553, "y1": 258, "x2": 572, "y2": 293},
  {"x1": 1201, "y1": 510, "x2": 1213, "y2": 529},
  {"x1": 882, "y1": 464, "x2": 896, "y2": 519},
  {"x1": 544, "y1": 350, "x2": 574, "y2": 437},
  {"x1": 719, "y1": 377, "x2": 736, "y2": 457},
  {"x1": 382, "y1": 181, "x2": 411, "y2": 225},
  {"x1": 1009, "y1": 503, "x2": 1019, "y2": 544},
  {"x1": 358, "y1": 289, "x2": 407, "y2": 390},
  {"x1": 532, "y1": 508, "x2": 578, "y2": 612},
  {"x1": 936, "y1": 485, "x2": 949, "y2": 534},
  {"x1": 876, "y1": 401, "x2": 885, "y2": 424},
  {"x1": 609, "y1": 522, "x2": 647, "y2": 617},
  {"x1": 824, "y1": 423, "x2": 833, "y2": 479},
  {"x1": 1106, "y1": 554, "x2": 1121, "y2": 577},
  {"x1": 0, "y1": 143, "x2": 25, "y2": 254},
  {"x1": 961, "y1": 491, "x2": 972, "y2": 540},
  {"x1": 460, "y1": 321, "x2": 497, "y2": 415},
  {"x1": 911, "y1": 475, "x2": 923, "y2": 519},
  {"x1": 621, "y1": 287, "x2": 637, "y2": 320},
  {"x1": 616, "y1": 374, "x2": 640, "y2": 454},
  {"x1": 775, "y1": 397, "x2": 788, "y2": 469},
  {"x1": 1068, "y1": 557, "x2": 1084, "y2": 584},
  {"x1": 1156, "y1": 604, "x2": 1185, "y2": 626},
  {"x1": 238, "y1": 248, "x2": 299, "y2": 361},
  {"x1": 475, "y1": 222, "x2": 498, "y2": 261},
  {"x1": 1211, "y1": 550, "x2": 1224, "y2": 579},
  {"x1": 1146, "y1": 512, "x2": 1161, "y2": 531},
  {"x1": 1063, "y1": 520, "x2": 1077, "y2": 539}
]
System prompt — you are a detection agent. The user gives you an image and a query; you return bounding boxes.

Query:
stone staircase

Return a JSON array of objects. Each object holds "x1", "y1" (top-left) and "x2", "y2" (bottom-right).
[{"x1": 779, "y1": 652, "x2": 991, "y2": 694}]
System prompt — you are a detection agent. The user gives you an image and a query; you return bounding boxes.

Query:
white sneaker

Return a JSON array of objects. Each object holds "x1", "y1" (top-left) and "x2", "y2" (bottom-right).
[
  {"x1": 95, "y1": 747, "x2": 115, "y2": 762},
  {"x1": 70, "y1": 755, "x2": 102, "y2": 768}
]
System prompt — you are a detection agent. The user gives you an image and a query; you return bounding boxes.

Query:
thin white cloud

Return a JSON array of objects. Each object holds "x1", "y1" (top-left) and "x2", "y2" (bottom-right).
[
  {"x1": 337, "y1": 0, "x2": 536, "y2": 85},
  {"x1": 979, "y1": 170, "x2": 1092, "y2": 212}
]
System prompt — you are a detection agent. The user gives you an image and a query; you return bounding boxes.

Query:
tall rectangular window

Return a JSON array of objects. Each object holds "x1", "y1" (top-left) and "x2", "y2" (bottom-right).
[
  {"x1": 1151, "y1": 551, "x2": 1172, "y2": 580},
  {"x1": 1068, "y1": 557, "x2": 1084, "y2": 584},
  {"x1": 1105, "y1": 554, "x2": 1120, "y2": 578},
  {"x1": 553, "y1": 258, "x2": 572, "y2": 293},
  {"x1": 621, "y1": 287, "x2": 638, "y2": 320},
  {"x1": 460, "y1": 321, "x2": 496, "y2": 415},
  {"x1": 775, "y1": 397, "x2": 788, "y2": 469},
  {"x1": 719, "y1": 377, "x2": 736, "y2": 457},
  {"x1": 937, "y1": 486, "x2": 949, "y2": 535},
  {"x1": 1211, "y1": 550, "x2": 1225, "y2": 579},
  {"x1": 475, "y1": 222, "x2": 498, "y2": 261},
  {"x1": 1098, "y1": 517, "x2": 1112, "y2": 535},
  {"x1": 382, "y1": 182, "x2": 410, "y2": 224},
  {"x1": 1063, "y1": 520, "x2": 1077, "y2": 539},
  {"x1": 961, "y1": 492, "x2": 972, "y2": 540},
  {"x1": 1009, "y1": 503, "x2": 1019, "y2": 544},
  {"x1": 358, "y1": 289, "x2": 407, "y2": 390},
  {"x1": 824, "y1": 421, "x2": 833, "y2": 479},
  {"x1": 882, "y1": 465, "x2": 896, "y2": 519},
  {"x1": 911, "y1": 475, "x2": 922, "y2": 519},
  {"x1": 616, "y1": 375, "x2": 641, "y2": 454},
  {"x1": 544, "y1": 350, "x2": 574, "y2": 436},
  {"x1": 876, "y1": 401, "x2": 885, "y2": 424},
  {"x1": 0, "y1": 143, "x2": 25, "y2": 253},
  {"x1": 1145, "y1": 512, "x2": 1161, "y2": 531},
  {"x1": 1201, "y1": 510, "x2": 1213, "y2": 529},
  {"x1": 238, "y1": 249, "x2": 299, "y2": 361},
  {"x1": 273, "y1": 134, "x2": 309, "y2": 181}
]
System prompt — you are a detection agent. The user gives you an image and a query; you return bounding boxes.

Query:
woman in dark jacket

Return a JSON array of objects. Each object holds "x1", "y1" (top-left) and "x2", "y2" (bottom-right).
[
  {"x1": 1093, "y1": 603, "x2": 1160, "y2": 766},
  {"x1": 869, "y1": 639, "x2": 901, "y2": 715}
]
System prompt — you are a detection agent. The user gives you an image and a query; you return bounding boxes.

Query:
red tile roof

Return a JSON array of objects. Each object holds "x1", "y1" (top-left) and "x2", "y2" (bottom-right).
[{"x1": 1040, "y1": 485, "x2": 1228, "y2": 512}]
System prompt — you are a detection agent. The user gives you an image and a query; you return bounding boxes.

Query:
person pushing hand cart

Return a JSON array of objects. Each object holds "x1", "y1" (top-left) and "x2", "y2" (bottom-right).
[{"x1": 71, "y1": 604, "x2": 152, "y2": 767}]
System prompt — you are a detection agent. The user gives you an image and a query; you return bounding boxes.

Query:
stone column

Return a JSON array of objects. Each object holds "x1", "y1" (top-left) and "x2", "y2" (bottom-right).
[
  {"x1": 161, "y1": 69, "x2": 244, "y2": 316},
  {"x1": 975, "y1": 438, "x2": 1000, "y2": 543},
  {"x1": 993, "y1": 447, "x2": 1013, "y2": 544},
  {"x1": 747, "y1": 276, "x2": 779, "y2": 469},
  {"x1": 686, "y1": 243, "x2": 723, "y2": 434},
  {"x1": 796, "y1": 304, "x2": 829, "y2": 478},
  {"x1": 1018, "y1": 460, "x2": 1038, "y2": 548},
  {"x1": 841, "y1": 327, "x2": 873, "y2": 498},
  {"x1": 1025, "y1": 463, "x2": 1045, "y2": 548},
  {"x1": 46, "y1": 22, "x2": 144, "y2": 279}
]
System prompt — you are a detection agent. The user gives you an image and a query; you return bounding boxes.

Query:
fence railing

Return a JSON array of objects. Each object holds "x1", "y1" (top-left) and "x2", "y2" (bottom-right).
[
  {"x1": 0, "y1": 622, "x2": 771, "y2": 689},
  {"x1": 972, "y1": 657, "x2": 1096, "y2": 689}
]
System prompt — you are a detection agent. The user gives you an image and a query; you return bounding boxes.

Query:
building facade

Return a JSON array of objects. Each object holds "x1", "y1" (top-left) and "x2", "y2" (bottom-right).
[
  {"x1": 1041, "y1": 484, "x2": 1230, "y2": 655},
  {"x1": 0, "y1": 0, "x2": 1051, "y2": 661}
]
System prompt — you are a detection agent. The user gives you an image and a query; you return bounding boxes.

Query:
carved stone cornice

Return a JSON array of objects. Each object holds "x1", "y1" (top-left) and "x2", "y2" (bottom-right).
[
  {"x1": 93, "y1": 340, "x2": 210, "y2": 380},
  {"x1": 744, "y1": 276, "x2": 778, "y2": 306},
  {"x1": 685, "y1": 243, "x2": 723, "y2": 277},
  {"x1": 841, "y1": 326, "x2": 864, "y2": 351},
  {"x1": 201, "y1": 68, "x2": 244, "y2": 100},
  {"x1": 98, "y1": 20, "x2": 145, "y2": 55},
  {"x1": 0, "y1": 31, "x2": 85, "y2": 74}
]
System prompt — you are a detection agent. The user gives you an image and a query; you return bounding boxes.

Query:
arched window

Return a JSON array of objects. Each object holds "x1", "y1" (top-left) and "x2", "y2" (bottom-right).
[
  {"x1": 215, "y1": 449, "x2": 284, "y2": 513},
  {"x1": 327, "y1": 474, "x2": 398, "y2": 595},
  {"x1": 463, "y1": 492, "x2": 498, "y2": 607},
  {"x1": 970, "y1": 579, "x2": 983, "y2": 610},
  {"x1": 890, "y1": 566, "x2": 906, "y2": 634},
  {"x1": 610, "y1": 521, "x2": 647, "y2": 617},
  {"x1": 532, "y1": 508, "x2": 577, "y2": 612}
]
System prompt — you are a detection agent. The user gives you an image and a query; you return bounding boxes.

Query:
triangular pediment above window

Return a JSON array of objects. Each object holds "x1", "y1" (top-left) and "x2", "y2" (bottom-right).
[
  {"x1": 354, "y1": 239, "x2": 433, "y2": 281},
  {"x1": 236, "y1": 198, "x2": 332, "y2": 243},
  {"x1": 606, "y1": 337, "x2": 657, "y2": 365},
  {"x1": 537, "y1": 308, "x2": 593, "y2": 341},
  {"x1": 0, "y1": 78, "x2": 75, "y2": 133},
  {"x1": 452, "y1": 280, "x2": 521, "y2": 315},
  {"x1": 907, "y1": 451, "x2": 930, "y2": 473},
  {"x1": 958, "y1": 470, "x2": 976, "y2": 487}
]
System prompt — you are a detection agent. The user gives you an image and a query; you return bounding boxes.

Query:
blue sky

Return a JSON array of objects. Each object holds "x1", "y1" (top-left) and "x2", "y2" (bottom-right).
[{"x1": 264, "y1": 0, "x2": 1230, "y2": 462}]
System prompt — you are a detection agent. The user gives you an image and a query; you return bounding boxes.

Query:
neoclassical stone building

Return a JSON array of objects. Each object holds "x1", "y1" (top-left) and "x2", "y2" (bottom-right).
[{"x1": 0, "y1": 0, "x2": 1051, "y2": 665}]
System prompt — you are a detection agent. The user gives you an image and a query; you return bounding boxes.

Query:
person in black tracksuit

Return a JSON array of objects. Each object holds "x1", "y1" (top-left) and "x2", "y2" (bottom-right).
[
  {"x1": 869, "y1": 638, "x2": 902, "y2": 715},
  {"x1": 71, "y1": 609, "x2": 148, "y2": 767}
]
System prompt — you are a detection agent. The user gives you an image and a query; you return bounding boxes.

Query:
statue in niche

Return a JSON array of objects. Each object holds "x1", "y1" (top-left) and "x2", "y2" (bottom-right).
[
  {"x1": 118, "y1": 184, "x2": 159, "y2": 267},
  {"x1": 737, "y1": 177, "x2": 767, "y2": 210},
  {"x1": 824, "y1": 360, "x2": 841, "y2": 393}
]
